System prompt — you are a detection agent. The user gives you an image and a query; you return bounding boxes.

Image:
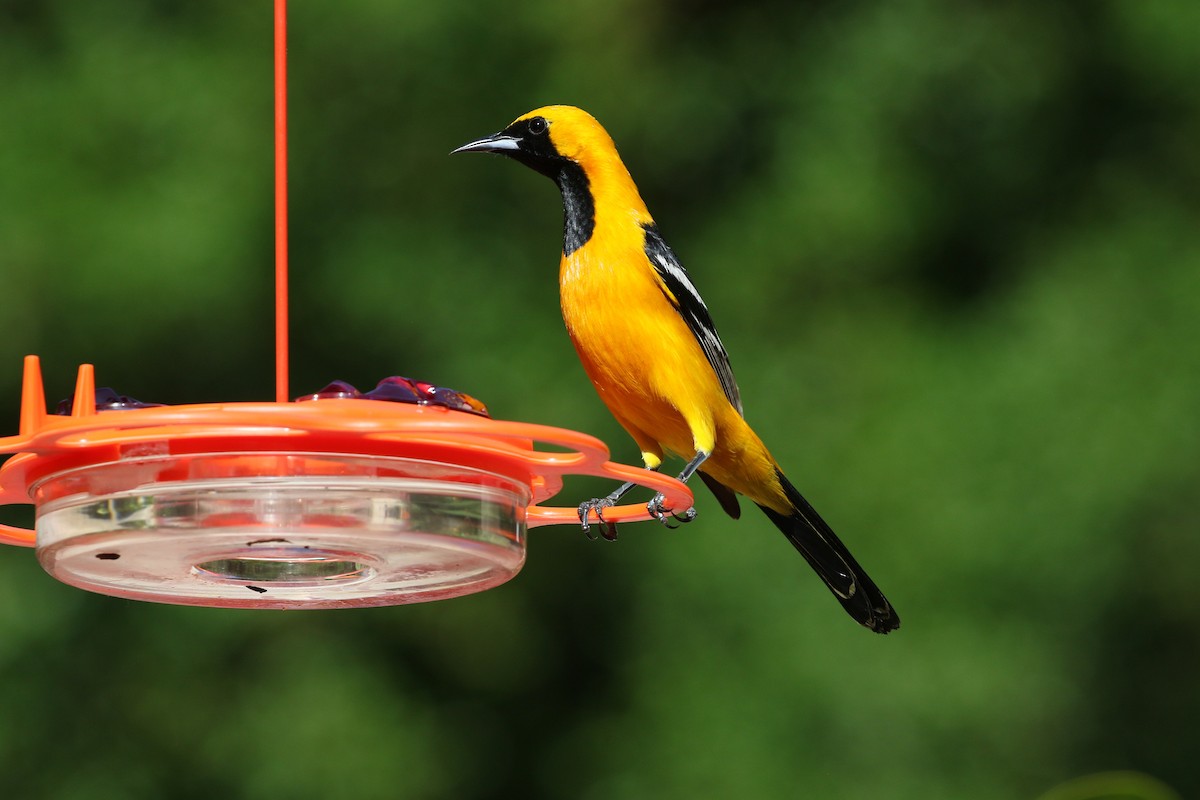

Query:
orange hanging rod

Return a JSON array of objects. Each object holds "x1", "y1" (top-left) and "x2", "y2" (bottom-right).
[{"x1": 274, "y1": 0, "x2": 289, "y2": 403}]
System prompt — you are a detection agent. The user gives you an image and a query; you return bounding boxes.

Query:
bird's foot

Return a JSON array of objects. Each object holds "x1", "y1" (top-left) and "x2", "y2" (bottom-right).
[
  {"x1": 647, "y1": 493, "x2": 697, "y2": 529},
  {"x1": 578, "y1": 497, "x2": 619, "y2": 541}
]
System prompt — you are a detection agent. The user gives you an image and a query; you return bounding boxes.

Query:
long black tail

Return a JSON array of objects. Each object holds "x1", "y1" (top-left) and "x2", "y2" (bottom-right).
[{"x1": 756, "y1": 469, "x2": 899, "y2": 634}]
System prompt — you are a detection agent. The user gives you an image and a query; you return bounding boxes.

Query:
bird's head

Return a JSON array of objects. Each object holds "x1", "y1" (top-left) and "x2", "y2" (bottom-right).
[
  {"x1": 451, "y1": 105, "x2": 618, "y2": 180},
  {"x1": 454, "y1": 106, "x2": 649, "y2": 254}
]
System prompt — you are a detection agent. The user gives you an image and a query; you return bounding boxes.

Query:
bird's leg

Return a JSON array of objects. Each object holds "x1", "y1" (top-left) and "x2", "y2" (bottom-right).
[
  {"x1": 648, "y1": 450, "x2": 708, "y2": 526},
  {"x1": 578, "y1": 478, "x2": 642, "y2": 541}
]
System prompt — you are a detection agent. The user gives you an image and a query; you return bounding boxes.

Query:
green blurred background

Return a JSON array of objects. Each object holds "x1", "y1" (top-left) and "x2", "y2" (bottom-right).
[{"x1": 1, "y1": 1, "x2": 1197, "y2": 798}]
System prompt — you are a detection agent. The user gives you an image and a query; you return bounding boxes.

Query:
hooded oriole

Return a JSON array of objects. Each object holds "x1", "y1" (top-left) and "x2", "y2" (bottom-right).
[{"x1": 454, "y1": 105, "x2": 899, "y2": 633}]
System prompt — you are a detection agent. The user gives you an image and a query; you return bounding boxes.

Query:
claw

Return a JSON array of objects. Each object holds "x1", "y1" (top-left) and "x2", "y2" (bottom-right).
[
  {"x1": 647, "y1": 493, "x2": 671, "y2": 524},
  {"x1": 647, "y1": 493, "x2": 696, "y2": 529},
  {"x1": 673, "y1": 508, "x2": 698, "y2": 524},
  {"x1": 578, "y1": 497, "x2": 618, "y2": 541}
]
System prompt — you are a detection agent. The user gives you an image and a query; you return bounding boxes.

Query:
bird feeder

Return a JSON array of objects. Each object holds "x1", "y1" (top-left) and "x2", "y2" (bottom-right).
[{"x1": 0, "y1": 1, "x2": 690, "y2": 609}]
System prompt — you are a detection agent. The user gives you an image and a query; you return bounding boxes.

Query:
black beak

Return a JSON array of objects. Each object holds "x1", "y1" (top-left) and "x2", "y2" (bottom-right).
[{"x1": 450, "y1": 133, "x2": 522, "y2": 156}]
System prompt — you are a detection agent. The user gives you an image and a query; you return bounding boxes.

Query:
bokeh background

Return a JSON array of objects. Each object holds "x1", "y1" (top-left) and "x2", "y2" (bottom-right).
[{"x1": 1, "y1": 1, "x2": 1197, "y2": 798}]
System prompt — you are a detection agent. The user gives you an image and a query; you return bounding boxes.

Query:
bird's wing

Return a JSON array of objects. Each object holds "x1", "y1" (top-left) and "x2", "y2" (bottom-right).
[{"x1": 642, "y1": 223, "x2": 743, "y2": 416}]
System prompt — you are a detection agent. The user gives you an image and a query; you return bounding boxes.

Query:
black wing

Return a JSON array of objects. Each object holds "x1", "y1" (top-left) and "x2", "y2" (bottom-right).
[{"x1": 642, "y1": 223, "x2": 743, "y2": 416}]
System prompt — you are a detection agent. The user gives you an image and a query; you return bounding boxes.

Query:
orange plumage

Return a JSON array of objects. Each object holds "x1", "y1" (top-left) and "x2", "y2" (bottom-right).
[{"x1": 455, "y1": 105, "x2": 899, "y2": 633}]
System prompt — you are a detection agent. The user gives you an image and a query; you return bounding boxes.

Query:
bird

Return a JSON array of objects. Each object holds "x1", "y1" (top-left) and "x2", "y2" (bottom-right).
[{"x1": 453, "y1": 105, "x2": 899, "y2": 633}]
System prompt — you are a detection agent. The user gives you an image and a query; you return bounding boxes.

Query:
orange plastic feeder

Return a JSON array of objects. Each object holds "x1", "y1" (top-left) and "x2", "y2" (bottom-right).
[
  {"x1": 0, "y1": 1, "x2": 691, "y2": 608},
  {"x1": 0, "y1": 358, "x2": 690, "y2": 608}
]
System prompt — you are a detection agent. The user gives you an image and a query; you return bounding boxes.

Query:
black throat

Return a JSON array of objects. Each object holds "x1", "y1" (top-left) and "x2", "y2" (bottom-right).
[{"x1": 555, "y1": 162, "x2": 595, "y2": 257}]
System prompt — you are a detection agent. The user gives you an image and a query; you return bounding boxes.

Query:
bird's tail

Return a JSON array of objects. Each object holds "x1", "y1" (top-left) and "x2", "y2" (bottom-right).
[{"x1": 756, "y1": 469, "x2": 900, "y2": 634}]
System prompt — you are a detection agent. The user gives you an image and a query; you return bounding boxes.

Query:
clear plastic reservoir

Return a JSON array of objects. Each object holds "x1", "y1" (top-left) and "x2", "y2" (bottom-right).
[{"x1": 32, "y1": 452, "x2": 529, "y2": 608}]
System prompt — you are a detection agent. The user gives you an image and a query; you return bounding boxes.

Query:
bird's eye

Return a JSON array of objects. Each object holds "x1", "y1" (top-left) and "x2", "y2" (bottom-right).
[{"x1": 526, "y1": 116, "x2": 548, "y2": 136}]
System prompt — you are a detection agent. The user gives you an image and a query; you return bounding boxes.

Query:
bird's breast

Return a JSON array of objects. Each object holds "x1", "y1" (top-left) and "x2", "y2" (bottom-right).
[
  {"x1": 558, "y1": 241, "x2": 666, "y2": 392},
  {"x1": 557, "y1": 236, "x2": 722, "y2": 458}
]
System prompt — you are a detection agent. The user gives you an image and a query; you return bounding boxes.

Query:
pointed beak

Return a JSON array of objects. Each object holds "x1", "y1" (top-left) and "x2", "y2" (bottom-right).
[{"x1": 450, "y1": 133, "x2": 522, "y2": 156}]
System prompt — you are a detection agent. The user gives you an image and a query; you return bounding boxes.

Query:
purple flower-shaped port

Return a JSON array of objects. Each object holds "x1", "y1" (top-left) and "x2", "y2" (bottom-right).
[
  {"x1": 295, "y1": 376, "x2": 489, "y2": 417},
  {"x1": 55, "y1": 387, "x2": 164, "y2": 415}
]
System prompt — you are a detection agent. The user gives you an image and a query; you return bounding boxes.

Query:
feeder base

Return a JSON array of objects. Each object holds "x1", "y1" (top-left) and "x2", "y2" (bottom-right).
[{"x1": 32, "y1": 453, "x2": 528, "y2": 609}]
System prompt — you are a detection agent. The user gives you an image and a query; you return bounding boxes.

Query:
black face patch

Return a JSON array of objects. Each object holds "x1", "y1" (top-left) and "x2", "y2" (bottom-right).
[
  {"x1": 501, "y1": 117, "x2": 560, "y2": 175},
  {"x1": 498, "y1": 117, "x2": 596, "y2": 255}
]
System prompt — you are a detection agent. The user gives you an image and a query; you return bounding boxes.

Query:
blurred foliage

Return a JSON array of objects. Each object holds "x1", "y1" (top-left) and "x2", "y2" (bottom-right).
[
  {"x1": 1, "y1": 0, "x2": 1198, "y2": 798},
  {"x1": 1037, "y1": 771, "x2": 1182, "y2": 800}
]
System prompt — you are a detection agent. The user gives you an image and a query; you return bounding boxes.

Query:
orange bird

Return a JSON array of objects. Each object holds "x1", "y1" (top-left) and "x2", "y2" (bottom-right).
[{"x1": 455, "y1": 106, "x2": 899, "y2": 633}]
